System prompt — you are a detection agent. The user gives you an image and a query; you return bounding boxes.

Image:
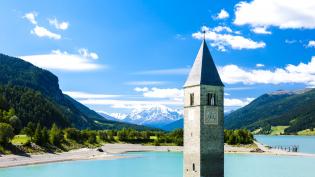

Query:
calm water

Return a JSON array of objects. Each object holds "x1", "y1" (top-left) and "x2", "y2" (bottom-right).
[
  {"x1": 1, "y1": 151, "x2": 315, "y2": 177},
  {"x1": 255, "y1": 135, "x2": 315, "y2": 154}
]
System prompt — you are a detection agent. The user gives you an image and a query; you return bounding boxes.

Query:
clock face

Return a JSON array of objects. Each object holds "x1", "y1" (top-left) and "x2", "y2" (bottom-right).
[{"x1": 204, "y1": 107, "x2": 218, "y2": 125}]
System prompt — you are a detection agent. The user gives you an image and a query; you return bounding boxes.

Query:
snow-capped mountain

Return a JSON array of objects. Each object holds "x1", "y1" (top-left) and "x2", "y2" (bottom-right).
[
  {"x1": 97, "y1": 112, "x2": 120, "y2": 122},
  {"x1": 103, "y1": 105, "x2": 183, "y2": 129},
  {"x1": 108, "y1": 113, "x2": 127, "y2": 120}
]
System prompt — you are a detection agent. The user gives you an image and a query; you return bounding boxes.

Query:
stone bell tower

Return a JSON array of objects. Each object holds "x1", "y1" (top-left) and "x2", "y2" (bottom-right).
[{"x1": 183, "y1": 38, "x2": 224, "y2": 177}]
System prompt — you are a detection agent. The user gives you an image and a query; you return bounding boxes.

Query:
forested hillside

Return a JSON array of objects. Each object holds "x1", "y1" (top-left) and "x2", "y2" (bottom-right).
[
  {"x1": 225, "y1": 89, "x2": 315, "y2": 134},
  {"x1": 0, "y1": 53, "x2": 151, "y2": 131}
]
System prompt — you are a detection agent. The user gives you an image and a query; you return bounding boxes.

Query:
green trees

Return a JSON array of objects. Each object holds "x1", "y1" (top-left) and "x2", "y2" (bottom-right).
[
  {"x1": 41, "y1": 127, "x2": 49, "y2": 145},
  {"x1": 9, "y1": 116, "x2": 22, "y2": 134},
  {"x1": 21, "y1": 122, "x2": 36, "y2": 138},
  {"x1": 224, "y1": 129, "x2": 253, "y2": 145},
  {"x1": 65, "y1": 128, "x2": 81, "y2": 142},
  {"x1": 49, "y1": 124, "x2": 64, "y2": 146},
  {"x1": 33, "y1": 123, "x2": 43, "y2": 145},
  {"x1": 0, "y1": 123, "x2": 14, "y2": 145},
  {"x1": 117, "y1": 128, "x2": 128, "y2": 141},
  {"x1": 169, "y1": 129, "x2": 183, "y2": 146}
]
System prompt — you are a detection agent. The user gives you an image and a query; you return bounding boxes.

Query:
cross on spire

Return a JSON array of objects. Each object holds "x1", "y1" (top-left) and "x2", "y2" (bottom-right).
[{"x1": 202, "y1": 30, "x2": 206, "y2": 40}]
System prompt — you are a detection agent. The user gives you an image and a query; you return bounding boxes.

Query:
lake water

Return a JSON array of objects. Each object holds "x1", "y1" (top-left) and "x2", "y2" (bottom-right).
[
  {"x1": 255, "y1": 135, "x2": 315, "y2": 154},
  {"x1": 1, "y1": 152, "x2": 315, "y2": 177},
  {"x1": 1, "y1": 136, "x2": 315, "y2": 177}
]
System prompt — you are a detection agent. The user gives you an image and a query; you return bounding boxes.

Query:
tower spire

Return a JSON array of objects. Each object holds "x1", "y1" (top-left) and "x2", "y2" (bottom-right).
[{"x1": 184, "y1": 39, "x2": 224, "y2": 87}]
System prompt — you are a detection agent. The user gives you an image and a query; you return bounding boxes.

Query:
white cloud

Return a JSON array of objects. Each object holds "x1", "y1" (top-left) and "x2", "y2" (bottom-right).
[
  {"x1": 48, "y1": 18, "x2": 69, "y2": 30},
  {"x1": 23, "y1": 12, "x2": 62, "y2": 40},
  {"x1": 225, "y1": 98, "x2": 254, "y2": 107},
  {"x1": 256, "y1": 63, "x2": 264, "y2": 67},
  {"x1": 63, "y1": 91, "x2": 120, "y2": 99},
  {"x1": 214, "y1": 9, "x2": 229, "y2": 19},
  {"x1": 219, "y1": 57, "x2": 315, "y2": 87},
  {"x1": 78, "y1": 48, "x2": 99, "y2": 60},
  {"x1": 135, "y1": 68, "x2": 190, "y2": 75},
  {"x1": 20, "y1": 49, "x2": 103, "y2": 71},
  {"x1": 31, "y1": 26, "x2": 61, "y2": 40},
  {"x1": 80, "y1": 99, "x2": 182, "y2": 109},
  {"x1": 225, "y1": 87, "x2": 253, "y2": 91},
  {"x1": 234, "y1": 0, "x2": 315, "y2": 29},
  {"x1": 23, "y1": 12, "x2": 37, "y2": 25},
  {"x1": 193, "y1": 26, "x2": 265, "y2": 51},
  {"x1": 212, "y1": 26, "x2": 233, "y2": 33},
  {"x1": 126, "y1": 81, "x2": 166, "y2": 86},
  {"x1": 134, "y1": 87, "x2": 149, "y2": 92},
  {"x1": 251, "y1": 26, "x2": 271, "y2": 34},
  {"x1": 307, "y1": 41, "x2": 315, "y2": 48},
  {"x1": 140, "y1": 87, "x2": 183, "y2": 101},
  {"x1": 76, "y1": 88, "x2": 251, "y2": 109}
]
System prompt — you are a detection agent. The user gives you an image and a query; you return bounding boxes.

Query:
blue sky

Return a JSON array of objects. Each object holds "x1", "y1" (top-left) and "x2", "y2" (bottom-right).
[{"x1": 1, "y1": 0, "x2": 315, "y2": 114}]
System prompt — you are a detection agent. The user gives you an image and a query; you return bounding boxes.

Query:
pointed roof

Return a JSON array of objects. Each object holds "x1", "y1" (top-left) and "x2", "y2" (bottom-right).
[{"x1": 184, "y1": 40, "x2": 224, "y2": 87}]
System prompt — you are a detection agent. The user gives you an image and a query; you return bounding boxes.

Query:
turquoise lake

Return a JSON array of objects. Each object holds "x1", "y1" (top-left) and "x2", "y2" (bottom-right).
[{"x1": 1, "y1": 136, "x2": 315, "y2": 177}]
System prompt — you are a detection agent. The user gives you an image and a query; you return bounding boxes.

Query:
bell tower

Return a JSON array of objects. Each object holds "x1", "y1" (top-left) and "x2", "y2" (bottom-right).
[{"x1": 183, "y1": 38, "x2": 224, "y2": 177}]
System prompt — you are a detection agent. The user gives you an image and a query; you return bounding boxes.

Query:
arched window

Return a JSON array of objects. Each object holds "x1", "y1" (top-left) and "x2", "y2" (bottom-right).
[
  {"x1": 192, "y1": 163, "x2": 195, "y2": 171},
  {"x1": 190, "y1": 93, "x2": 194, "y2": 106},
  {"x1": 207, "y1": 93, "x2": 216, "y2": 106}
]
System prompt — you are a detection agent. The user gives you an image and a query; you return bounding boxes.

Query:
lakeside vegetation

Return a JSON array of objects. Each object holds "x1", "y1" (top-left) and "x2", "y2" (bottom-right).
[
  {"x1": 0, "y1": 107, "x2": 254, "y2": 155},
  {"x1": 0, "y1": 108, "x2": 184, "y2": 154}
]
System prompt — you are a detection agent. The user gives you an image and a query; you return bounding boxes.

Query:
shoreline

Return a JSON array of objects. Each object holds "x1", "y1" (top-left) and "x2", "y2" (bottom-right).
[{"x1": 1, "y1": 142, "x2": 315, "y2": 169}]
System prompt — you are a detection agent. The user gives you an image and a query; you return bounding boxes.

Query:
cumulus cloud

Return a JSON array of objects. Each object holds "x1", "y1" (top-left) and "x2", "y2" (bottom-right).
[
  {"x1": 307, "y1": 41, "x2": 315, "y2": 48},
  {"x1": 219, "y1": 57, "x2": 315, "y2": 87},
  {"x1": 49, "y1": 18, "x2": 69, "y2": 30},
  {"x1": 192, "y1": 26, "x2": 265, "y2": 51},
  {"x1": 214, "y1": 9, "x2": 229, "y2": 19},
  {"x1": 23, "y1": 12, "x2": 62, "y2": 40},
  {"x1": 20, "y1": 49, "x2": 103, "y2": 71},
  {"x1": 78, "y1": 48, "x2": 99, "y2": 60},
  {"x1": 23, "y1": 12, "x2": 37, "y2": 25},
  {"x1": 251, "y1": 26, "x2": 271, "y2": 34},
  {"x1": 234, "y1": 0, "x2": 315, "y2": 30},
  {"x1": 31, "y1": 26, "x2": 61, "y2": 40},
  {"x1": 212, "y1": 26, "x2": 233, "y2": 33}
]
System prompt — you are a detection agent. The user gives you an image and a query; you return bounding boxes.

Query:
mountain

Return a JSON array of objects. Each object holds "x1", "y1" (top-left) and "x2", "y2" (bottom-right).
[
  {"x1": 97, "y1": 112, "x2": 121, "y2": 122},
  {"x1": 108, "y1": 105, "x2": 183, "y2": 129},
  {"x1": 0, "y1": 53, "x2": 152, "y2": 130},
  {"x1": 161, "y1": 119, "x2": 183, "y2": 131},
  {"x1": 225, "y1": 88, "x2": 315, "y2": 134}
]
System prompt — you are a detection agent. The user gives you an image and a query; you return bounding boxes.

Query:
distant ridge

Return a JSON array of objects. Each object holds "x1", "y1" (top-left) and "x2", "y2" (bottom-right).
[{"x1": 225, "y1": 88, "x2": 315, "y2": 134}]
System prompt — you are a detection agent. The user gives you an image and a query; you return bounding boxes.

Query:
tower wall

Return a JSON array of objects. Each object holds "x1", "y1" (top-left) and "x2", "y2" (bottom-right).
[
  {"x1": 184, "y1": 85, "x2": 201, "y2": 177},
  {"x1": 200, "y1": 85, "x2": 224, "y2": 177},
  {"x1": 183, "y1": 85, "x2": 224, "y2": 177}
]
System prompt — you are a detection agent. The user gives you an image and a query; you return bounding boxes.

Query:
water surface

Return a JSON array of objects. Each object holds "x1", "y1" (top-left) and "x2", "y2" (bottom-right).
[
  {"x1": 1, "y1": 151, "x2": 315, "y2": 177},
  {"x1": 255, "y1": 135, "x2": 315, "y2": 154}
]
